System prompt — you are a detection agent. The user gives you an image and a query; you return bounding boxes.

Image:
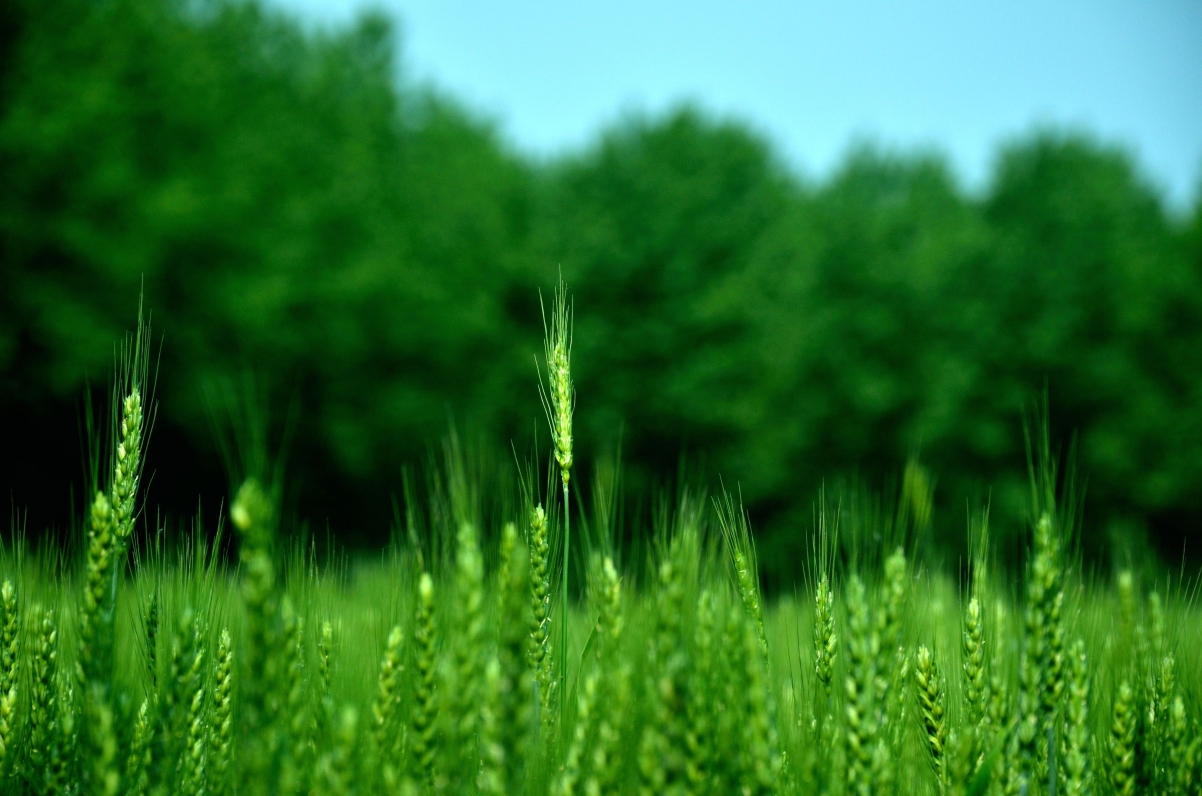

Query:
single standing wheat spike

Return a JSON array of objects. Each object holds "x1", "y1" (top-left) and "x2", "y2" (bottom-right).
[
  {"x1": 0, "y1": 679, "x2": 13, "y2": 772},
  {"x1": 212, "y1": 628, "x2": 235, "y2": 792},
  {"x1": 0, "y1": 581, "x2": 17, "y2": 689},
  {"x1": 0, "y1": 580, "x2": 17, "y2": 771},
  {"x1": 30, "y1": 606, "x2": 60, "y2": 776},
  {"x1": 1030, "y1": 513, "x2": 1066, "y2": 722},
  {"x1": 1014, "y1": 647, "x2": 1040, "y2": 794},
  {"x1": 178, "y1": 629, "x2": 208, "y2": 795},
  {"x1": 915, "y1": 645, "x2": 948, "y2": 794},
  {"x1": 111, "y1": 386, "x2": 144, "y2": 544},
  {"x1": 876, "y1": 549, "x2": 908, "y2": 715},
  {"x1": 527, "y1": 504, "x2": 555, "y2": 722},
  {"x1": 1149, "y1": 649, "x2": 1177, "y2": 793},
  {"x1": 814, "y1": 573, "x2": 837, "y2": 690},
  {"x1": 280, "y1": 605, "x2": 310, "y2": 795},
  {"x1": 540, "y1": 277, "x2": 574, "y2": 725},
  {"x1": 231, "y1": 477, "x2": 277, "y2": 796},
  {"x1": 1012, "y1": 511, "x2": 1065, "y2": 791},
  {"x1": 962, "y1": 596, "x2": 988, "y2": 727},
  {"x1": 1108, "y1": 679, "x2": 1137, "y2": 796},
  {"x1": 1061, "y1": 638, "x2": 1090, "y2": 796},
  {"x1": 157, "y1": 608, "x2": 195, "y2": 789},
  {"x1": 738, "y1": 550, "x2": 769, "y2": 655},
  {"x1": 78, "y1": 490, "x2": 114, "y2": 681},
  {"x1": 443, "y1": 522, "x2": 486, "y2": 793},
  {"x1": 411, "y1": 572, "x2": 438, "y2": 787},
  {"x1": 595, "y1": 556, "x2": 623, "y2": 650},
  {"x1": 1166, "y1": 695, "x2": 1192, "y2": 795},
  {"x1": 124, "y1": 698, "x2": 153, "y2": 796},
  {"x1": 318, "y1": 621, "x2": 333, "y2": 692},
  {"x1": 877, "y1": 549, "x2": 910, "y2": 771},
  {"x1": 988, "y1": 597, "x2": 1011, "y2": 732},
  {"x1": 844, "y1": 575, "x2": 878, "y2": 796},
  {"x1": 372, "y1": 625, "x2": 405, "y2": 764}
]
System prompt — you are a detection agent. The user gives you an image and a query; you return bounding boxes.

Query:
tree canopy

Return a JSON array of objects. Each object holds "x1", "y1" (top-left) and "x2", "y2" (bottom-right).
[{"x1": 2, "y1": 0, "x2": 1199, "y2": 576}]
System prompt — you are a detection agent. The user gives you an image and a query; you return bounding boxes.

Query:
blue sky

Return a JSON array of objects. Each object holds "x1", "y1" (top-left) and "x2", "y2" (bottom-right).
[{"x1": 272, "y1": 0, "x2": 1202, "y2": 209}]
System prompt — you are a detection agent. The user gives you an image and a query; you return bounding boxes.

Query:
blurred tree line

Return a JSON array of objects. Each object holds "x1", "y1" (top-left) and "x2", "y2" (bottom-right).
[{"x1": 2, "y1": 0, "x2": 1200, "y2": 580}]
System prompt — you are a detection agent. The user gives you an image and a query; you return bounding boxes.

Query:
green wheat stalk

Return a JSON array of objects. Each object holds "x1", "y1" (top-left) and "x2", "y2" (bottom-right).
[
  {"x1": 316, "y1": 620, "x2": 334, "y2": 739},
  {"x1": 212, "y1": 628, "x2": 234, "y2": 794},
  {"x1": 540, "y1": 277, "x2": 575, "y2": 726},
  {"x1": 1108, "y1": 679, "x2": 1137, "y2": 796},
  {"x1": 443, "y1": 521, "x2": 485, "y2": 793},
  {"x1": 29, "y1": 605, "x2": 60, "y2": 783},
  {"x1": 1060, "y1": 638, "x2": 1089, "y2": 796},
  {"x1": 814, "y1": 573, "x2": 837, "y2": 691},
  {"x1": 279, "y1": 602, "x2": 310, "y2": 795},
  {"x1": 372, "y1": 625, "x2": 405, "y2": 777},
  {"x1": 914, "y1": 644, "x2": 948, "y2": 794},
  {"x1": 125, "y1": 698, "x2": 154, "y2": 796},
  {"x1": 411, "y1": 572, "x2": 439, "y2": 787},
  {"x1": 528, "y1": 504, "x2": 556, "y2": 725},
  {"x1": 0, "y1": 580, "x2": 17, "y2": 775},
  {"x1": 844, "y1": 575, "x2": 878, "y2": 796}
]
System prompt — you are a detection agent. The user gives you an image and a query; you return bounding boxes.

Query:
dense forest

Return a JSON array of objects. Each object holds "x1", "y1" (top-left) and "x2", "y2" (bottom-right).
[{"x1": 2, "y1": 0, "x2": 1200, "y2": 581}]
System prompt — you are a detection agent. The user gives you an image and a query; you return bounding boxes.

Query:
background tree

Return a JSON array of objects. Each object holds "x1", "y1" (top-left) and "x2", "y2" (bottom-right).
[{"x1": 2, "y1": 0, "x2": 1199, "y2": 579}]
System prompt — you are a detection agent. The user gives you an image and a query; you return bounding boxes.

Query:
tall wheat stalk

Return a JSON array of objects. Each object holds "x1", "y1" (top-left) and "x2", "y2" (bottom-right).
[
  {"x1": 540, "y1": 276, "x2": 575, "y2": 725},
  {"x1": 0, "y1": 580, "x2": 17, "y2": 775}
]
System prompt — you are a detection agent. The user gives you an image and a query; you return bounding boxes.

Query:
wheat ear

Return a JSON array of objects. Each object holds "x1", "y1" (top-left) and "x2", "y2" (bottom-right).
[
  {"x1": 0, "y1": 580, "x2": 17, "y2": 773},
  {"x1": 915, "y1": 645, "x2": 948, "y2": 793},
  {"x1": 411, "y1": 572, "x2": 438, "y2": 787},
  {"x1": 29, "y1": 606, "x2": 60, "y2": 776},
  {"x1": 124, "y1": 698, "x2": 153, "y2": 796},
  {"x1": 372, "y1": 625, "x2": 405, "y2": 767},
  {"x1": 844, "y1": 575, "x2": 878, "y2": 796},
  {"x1": 814, "y1": 573, "x2": 837, "y2": 690},
  {"x1": 1061, "y1": 638, "x2": 1090, "y2": 796},
  {"x1": 212, "y1": 629, "x2": 234, "y2": 794},
  {"x1": 527, "y1": 504, "x2": 556, "y2": 723},
  {"x1": 1107, "y1": 679, "x2": 1137, "y2": 796}
]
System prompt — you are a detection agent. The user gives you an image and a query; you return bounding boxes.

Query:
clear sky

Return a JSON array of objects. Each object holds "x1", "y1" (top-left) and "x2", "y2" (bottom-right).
[{"x1": 271, "y1": 0, "x2": 1202, "y2": 210}]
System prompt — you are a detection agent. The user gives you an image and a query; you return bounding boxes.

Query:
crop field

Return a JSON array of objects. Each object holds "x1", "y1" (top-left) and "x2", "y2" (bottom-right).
[{"x1": 1, "y1": 287, "x2": 1200, "y2": 796}]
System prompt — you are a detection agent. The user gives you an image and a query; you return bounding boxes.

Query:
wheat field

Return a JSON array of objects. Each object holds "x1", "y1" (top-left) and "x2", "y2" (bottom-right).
[{"x1": 0, "y1": 287, "x2": 1199, "y2": 796}]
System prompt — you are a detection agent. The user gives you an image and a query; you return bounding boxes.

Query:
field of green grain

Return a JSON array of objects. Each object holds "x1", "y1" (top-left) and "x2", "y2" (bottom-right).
[{"x1": 0, "y1": 289, "x2": 1199, "y2": 796}]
